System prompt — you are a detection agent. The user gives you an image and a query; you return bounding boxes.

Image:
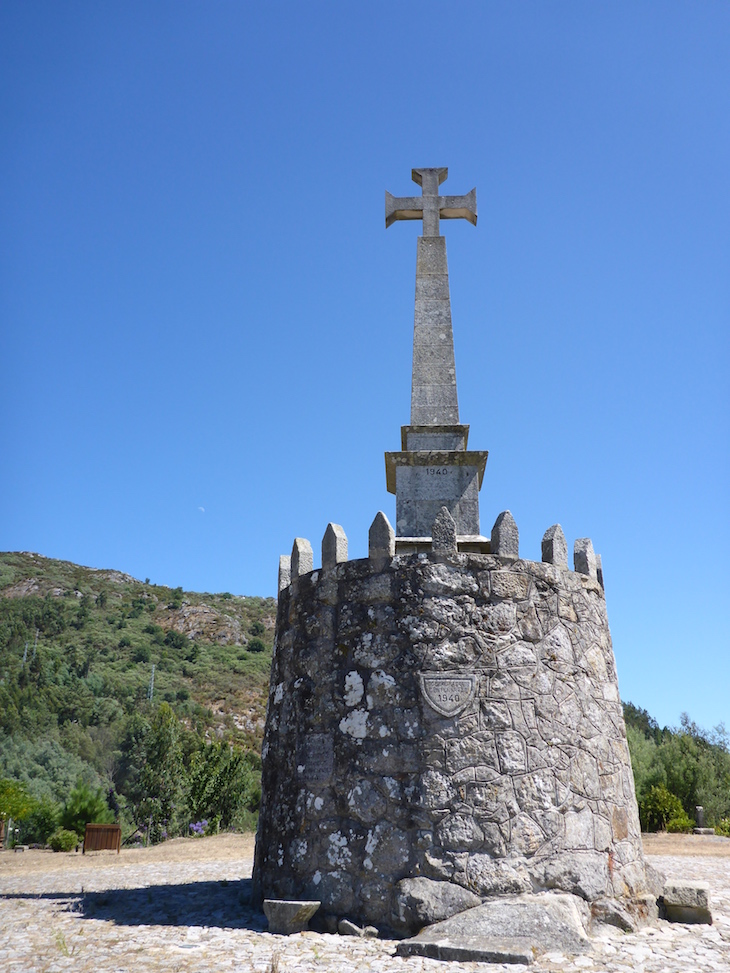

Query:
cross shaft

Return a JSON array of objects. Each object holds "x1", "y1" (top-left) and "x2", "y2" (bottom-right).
[{"x1": 385, "y1": 167, "x2": 477, "y2": 237}]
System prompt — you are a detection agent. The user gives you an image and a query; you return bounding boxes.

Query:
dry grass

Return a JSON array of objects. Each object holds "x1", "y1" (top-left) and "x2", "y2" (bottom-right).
[
  {"x1": 3, "y1": 830, "x2": 729, "y2": 883},
  {"x1": 0, "y1": 831, "x2": 256, "y2": 876},
  {"x1": 642, "y1": 831, "x2": 730, "y2": 857}
]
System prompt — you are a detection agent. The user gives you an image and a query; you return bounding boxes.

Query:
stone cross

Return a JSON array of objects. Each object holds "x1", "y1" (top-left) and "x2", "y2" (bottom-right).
[{"x1": 386, "y1": 168, "x2": 477, "y2": 237}]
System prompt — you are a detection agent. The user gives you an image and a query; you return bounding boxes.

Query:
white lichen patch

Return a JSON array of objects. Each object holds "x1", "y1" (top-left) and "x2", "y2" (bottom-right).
[
  {"x1": 290, "y1": 838, "x2": 307, "y2": 860},
  {"x1": 379, "y1": 725, "x2": 390, "y2": 738},
  {"x1": 371, "y1": 670, "x2": 396, "y2": 692},
  {"x1": 339, "y1": 709, "x2": 368, "y2": 740},
  {"x1": 274, "y1": 683, "x2": 284, "y2": 704},
  {"x1": 344, "y1": 671, "x2": 364, "y2": 707},
  {"x1": 312, "y1": 870, "x2": 321, "y2": 885},
  {"x1": 327, "y1": 831, "x2": 352, "y2": 867}
]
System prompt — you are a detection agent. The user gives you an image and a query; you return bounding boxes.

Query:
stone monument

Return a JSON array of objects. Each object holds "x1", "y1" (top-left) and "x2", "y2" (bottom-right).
[{"x1": 252, "y1": 168, "x2": 660, "y2": 944}]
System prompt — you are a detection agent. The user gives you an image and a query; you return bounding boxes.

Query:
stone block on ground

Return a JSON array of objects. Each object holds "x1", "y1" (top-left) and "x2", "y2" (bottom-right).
[
  {"x1": 590, "y1": 897, "x2": 637, "y2": 932},
  {"x1": 263, "y1": 899, "x2": 320, "y2": 934},
  {"x1": 393, "y1": 877, "x2": 481, "y2": 934},
  {"x1": 396, "y1": 893, "x2": 591, "y2": 964},
  {"x1": 491, "y1": 510, "x2": 519, "y2": 557},
  {"x1": 660, "y1": 881, "x2": 712, "y2": 924},
  {"x1": 338, "y1": 918, "x2": 363, "y2": 936},
  {"x1": 337, "y1": 918, "x2": 378, "y2": 937}
]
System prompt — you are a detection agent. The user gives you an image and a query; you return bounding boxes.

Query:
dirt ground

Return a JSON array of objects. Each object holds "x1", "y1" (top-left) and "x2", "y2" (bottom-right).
[
  {"x1": 0, "y1": 831, "x2": 257, "y2": 876},
  {"x1": 641, "y1": 831, "x2": 730, "y2": 857},
  {"x1": 1, "y1": 830, "x2": 728, "y2": 879}
]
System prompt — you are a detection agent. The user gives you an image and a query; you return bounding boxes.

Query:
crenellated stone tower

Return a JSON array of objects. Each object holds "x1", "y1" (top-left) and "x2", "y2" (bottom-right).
[{"x1": 252, "y1": 168, "x2": 659, "y2": 941}]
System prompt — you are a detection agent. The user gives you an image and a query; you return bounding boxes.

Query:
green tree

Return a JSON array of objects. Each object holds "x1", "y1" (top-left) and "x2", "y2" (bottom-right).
[
  {"x1": 625, "y1": 725, "x2": 666, "y2": 801},
  {"x1": 118, "y1": 703, "x2": 183, "y2": 840},
  {"x1": 0, "y1": 778, "x2": 34, "y2": 822},
  {"x1": 21, "y1": 794, "x2": 60, "y2": 844},
  {"x1": 187, "y1": 741, "x2": 260, "y2": 830},
  {"x1": 639, "y1": 784, "x2": 686, "y2": 832},
  {"x1": 60, "y1": 780, "x2": 113, "y2": 839}
]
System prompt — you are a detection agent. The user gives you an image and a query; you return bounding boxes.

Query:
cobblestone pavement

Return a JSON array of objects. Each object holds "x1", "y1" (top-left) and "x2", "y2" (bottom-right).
[{"x1": 1, "y1": 849, "x2": 729, "y2": 972}]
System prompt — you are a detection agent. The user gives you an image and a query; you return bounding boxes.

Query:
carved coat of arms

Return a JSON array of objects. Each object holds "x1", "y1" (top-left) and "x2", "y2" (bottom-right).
[{"x1": 418, "y1": 672, "x2": 477, "y2": 717}]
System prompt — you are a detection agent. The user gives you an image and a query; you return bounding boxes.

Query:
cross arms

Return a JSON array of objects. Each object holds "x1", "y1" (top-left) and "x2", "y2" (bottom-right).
[{"x1": 385, "y1": 167, "x2": 477, "y2": 236}]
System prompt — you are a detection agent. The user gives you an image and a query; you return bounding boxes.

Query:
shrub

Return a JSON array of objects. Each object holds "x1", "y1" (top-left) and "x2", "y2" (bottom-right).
[
  {"x1": 49, "y1": 827, "x2": 78, "y2": 852},
  {"x1": 247, "y1": 638, "x2": 266, "y2": 654},
  {"x1": 164, "y1": 630, "x2": 187, "y2": 650},
  {"x1": 168, "y1": 587, "x2": 183, "y2": 610},
  {"x1": 715, "y1": 818, "x2": 730, "y2": 837},
  {"x1": 667, "y1": 811, "x2": 694, "y2": 833},
  {"x1": 133, "y1": 646, "x2": 151, "y2": 663},
  {"x1": 249, "y1": 621, "x2": 265, "y2": 637}
]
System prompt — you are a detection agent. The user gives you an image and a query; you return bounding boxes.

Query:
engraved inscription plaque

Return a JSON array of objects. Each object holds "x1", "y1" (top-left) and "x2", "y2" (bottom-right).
[
  {"x1": 419, "y1": 672, "x2": 477, "y2": 717},
  {"x1": 301, "y1": 732, "x2": 334, "y2": 783}
]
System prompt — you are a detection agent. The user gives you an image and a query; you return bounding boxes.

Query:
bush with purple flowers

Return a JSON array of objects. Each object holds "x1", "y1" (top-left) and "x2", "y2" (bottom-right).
[{"x1": 189, "y1": 819, "x2": 208, "y2": 836}]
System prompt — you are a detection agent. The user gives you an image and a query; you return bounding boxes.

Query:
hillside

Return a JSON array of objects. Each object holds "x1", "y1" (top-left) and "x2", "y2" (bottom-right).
[
  {"x1": 2, "y1": 551, "x2": 729, "y2": 846},
  {"x1": 0, "y1": 552, "x2": 275, "y2": 834}
]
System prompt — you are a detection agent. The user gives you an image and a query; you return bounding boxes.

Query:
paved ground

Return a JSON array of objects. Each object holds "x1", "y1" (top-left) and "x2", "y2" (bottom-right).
[{"x1": 1, "y1": 833, "x2": 729, "y2": 972}]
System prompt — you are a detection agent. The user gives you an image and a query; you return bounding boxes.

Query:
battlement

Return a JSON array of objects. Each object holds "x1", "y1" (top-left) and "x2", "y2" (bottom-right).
[{"x1": 278, "y1": 509, "x2": 604, "y2": 594}]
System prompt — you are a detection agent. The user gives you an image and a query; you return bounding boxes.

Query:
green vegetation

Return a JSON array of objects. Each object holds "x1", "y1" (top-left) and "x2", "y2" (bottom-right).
[
  {"x1": 0, "y1": 552, "x2": 275, "y2": 846},
  {"x1": 49, "y1": 827, "x2": 79, "y2": 852},
  {"x1": 624, "y1": 702, "x2": 730, "y2": 832},
  {"x1": 4, "y1": 551, "x2": 727, "y2": 846}
]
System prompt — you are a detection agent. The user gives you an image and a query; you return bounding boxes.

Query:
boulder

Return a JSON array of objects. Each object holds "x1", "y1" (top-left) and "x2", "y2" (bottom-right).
[
  {"x1": 393, "y1": 877, "x2": 481, "y2": 933},
  {"x1": 396, "y1": 892, "x2": 591, "y2": 963}
]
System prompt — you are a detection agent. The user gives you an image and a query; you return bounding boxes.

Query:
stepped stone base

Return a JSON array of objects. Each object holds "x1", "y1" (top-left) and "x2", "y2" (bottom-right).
[{"x1": 253, "y1": 551, "x2": 657, "y2": 934}]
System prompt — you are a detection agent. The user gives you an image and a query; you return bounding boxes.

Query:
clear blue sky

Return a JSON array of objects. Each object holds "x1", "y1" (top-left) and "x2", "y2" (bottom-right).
[{"x1": 2, "y1": 2, "x2": 728, "y2": 732}]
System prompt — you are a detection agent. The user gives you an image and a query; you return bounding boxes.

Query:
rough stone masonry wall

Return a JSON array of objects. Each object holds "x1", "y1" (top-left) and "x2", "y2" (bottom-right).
[{"x1": 252, "y1": 551, "x2": 653, "y2": 932}]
